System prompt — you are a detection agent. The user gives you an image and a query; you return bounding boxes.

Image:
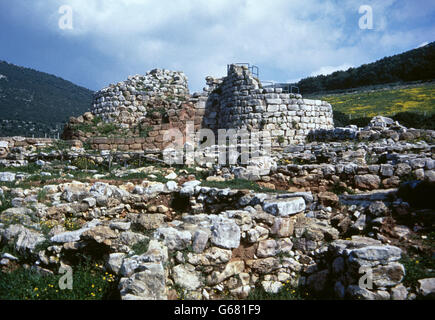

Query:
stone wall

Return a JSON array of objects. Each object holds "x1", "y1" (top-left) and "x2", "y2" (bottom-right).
[
  {"x1": 91, "y1": 69, "x2": 189, "y2": 128},
  {"x1": 200, "y1": 65, "x2": 334, "y2": 146},
  {"x1": 63, "y1": 64, "x2": 334, "y2": 152},
  {"x1": 0, "y1": 137, "x2": 54, "y2": 159}
]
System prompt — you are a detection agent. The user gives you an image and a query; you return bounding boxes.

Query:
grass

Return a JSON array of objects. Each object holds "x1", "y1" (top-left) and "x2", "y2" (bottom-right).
[
  {"x1": 0, "y1": 192, "x2": 12, "y2": 212},
  {"x1": 247, "y1": 281, "x2": 310, "y2": 300},
  {"x1": 309, "y1": 82, "x2": 435, "y2": 118},
  {"x1": 400, "y1": 254, "x2": 435, "y2": 289},
  {"x1": 0, "y1": 262, "x2": 119, "y2": 300},
  {"x1": 0, "y1": 163, "x2": 41, "y2": 174},
  {"x1": 131, "y1": 239, "x2": 150, "y2": 255}
]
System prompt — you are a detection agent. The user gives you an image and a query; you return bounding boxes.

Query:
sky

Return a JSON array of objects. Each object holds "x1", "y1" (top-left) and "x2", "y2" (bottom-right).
[{"x1": 0, "y1": 0, "x2": 434, "y2": 93}]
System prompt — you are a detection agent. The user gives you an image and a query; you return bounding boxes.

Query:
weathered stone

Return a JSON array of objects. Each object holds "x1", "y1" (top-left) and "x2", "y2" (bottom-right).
[
  {"x1": 135, "y1": 214, "x2": 165, "y2": 230},
  {"x1": 154, "y1": 227, "x2": 192, "y2": 250},
  {"x1": 354, "y1": 175, "x2": 381, "y2": 190},
  {"x1": 106, "y1": 253, "x2": 126, "y2": 275},
  {"x1": 192, "y1": 230, "x2": 209, "y2": 253},
  {"x1": 119, "y1": 262, "x2": 166, "y2": 300},
  {"x1": 263, "y1": 197, "x2": 306, "y2": 217},
  {"x1": 348, "y1": 245, "x2": 402, "y2": 267},
  {"x1": 391, "y1": 284, "x2": 408, "y2": 300},
  {"x1": 270, "y1": 218, "x2": 294, "y2": 238},
  {"x1": 210, "y1": 218, "x2": 241, "y2": 249},
  {"x1": 207, "y1": 261, "x2": 245, "y2": 285},
  {"x1": 371, "y1": 262, "x2": 405, "y2": 287},
  {"x1": 172, "y1": 264, "x2": 202, "y2": 290},
  {"x1": 81, "y1": 226, "x2": 118, "y2": 244},
  {"x1": 256, "y1": 239, "x2": 278, "y2": 258},
  {"x1": 418, "y1": 278, "x2": 435, "y2": 299}
]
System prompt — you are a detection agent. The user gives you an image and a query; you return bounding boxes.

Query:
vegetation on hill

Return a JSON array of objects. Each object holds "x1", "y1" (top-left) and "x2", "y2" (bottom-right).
[
  {"x1": 297, "y1": 42, "x2": 435, "y2": 94},
  {"x1": 0, "y1": 60, "x2": 93, "y2": 137},
  {"x1": 309, "y1": 82, "x2": 435, "y2": 120}
]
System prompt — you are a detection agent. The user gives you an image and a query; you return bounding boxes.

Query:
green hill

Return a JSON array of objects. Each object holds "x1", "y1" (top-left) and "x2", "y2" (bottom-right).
[
  {"x1": 297, "y1": 42, "x2": 435, "y2": 94},
  {"x1": 308, "y1": 81, "x2": 435, "y2": 117},
  {"x1": 0, "y1": 60, "x2": 93, "y2": 137}
]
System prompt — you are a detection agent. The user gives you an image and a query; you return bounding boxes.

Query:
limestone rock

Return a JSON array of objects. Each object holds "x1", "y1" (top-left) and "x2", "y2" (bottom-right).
[
  {"x1": 172, "y1": 264, "x2": 202, "y2": 290},
  {"x1": 263, "y1": 197, "x2": 306, "y2": 217},
  {"x1": 210, "y1": 217, "x2": 241, "y2": 249}
]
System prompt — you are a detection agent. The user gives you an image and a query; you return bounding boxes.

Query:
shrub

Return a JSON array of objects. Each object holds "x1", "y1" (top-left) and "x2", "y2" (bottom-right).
[{"x1": 71, "y1": 156, "x2": 98, "y2": 170}]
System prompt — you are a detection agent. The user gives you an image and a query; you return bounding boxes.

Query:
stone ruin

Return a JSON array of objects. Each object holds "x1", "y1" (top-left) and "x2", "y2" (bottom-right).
[{"x1": 63, "y1": 64, "x2": 334, "y2": 151}]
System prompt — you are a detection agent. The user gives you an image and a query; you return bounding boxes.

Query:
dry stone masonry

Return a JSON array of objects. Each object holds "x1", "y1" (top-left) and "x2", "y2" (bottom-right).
[
  {"x1": 1, "y1": 64, "x2": 434, "y2": 302},
  {"x1": 63, "y1": 64, "x2": 334, "y2": 151},
  {"x1": 91, "y1": 69, "x2": 189, "y2": 129},
  {"x1": 200, "y1": 64, "x2": 334, "y2": 146}
]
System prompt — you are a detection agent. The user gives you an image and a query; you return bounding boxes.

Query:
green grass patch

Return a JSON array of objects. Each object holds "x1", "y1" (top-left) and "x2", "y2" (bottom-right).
[
  {"x1": 0, "y1": 163, "x2": 41, "y2": 174},
  {"x1": 0, "y1": 263, "x2": 119, "y2": 300},
  {"x1": 131, "y1": 239, "x2": 151, "y2": 255},
  {"x1": 400, "y1": 254, "x2": 435, "y2": 289},
  {"x1": 0, "y1": 192, "x2": 12, "y2": 212},
  {"x1": 309, "y1": 82, "x2": 435, "y2": 119}
]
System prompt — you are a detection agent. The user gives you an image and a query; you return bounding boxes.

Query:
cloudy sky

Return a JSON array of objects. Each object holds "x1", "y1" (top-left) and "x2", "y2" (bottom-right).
[{"x1": 0, "y1": 0, "x2": 434, "y2": 92}]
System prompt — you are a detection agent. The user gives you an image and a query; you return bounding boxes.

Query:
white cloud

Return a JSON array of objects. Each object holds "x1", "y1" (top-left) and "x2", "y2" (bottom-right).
[
  {"x1": 10, "y1": 0, "x2": 434, "y2": 92},
  {"x1": 310, "y1": 64, "x2": 354, "y2": 77}
]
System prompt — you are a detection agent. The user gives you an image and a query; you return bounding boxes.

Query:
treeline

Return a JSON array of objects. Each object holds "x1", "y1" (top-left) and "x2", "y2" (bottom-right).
[
  {"x1": 298, "y1": 42, "x2": 435, "y2": 94},
  {"x1": 333, "y1": 111, "x2": 435, "y2": 130},
  {"x1": 0, "y1": 61, "x2": 93, "y2": 126}
]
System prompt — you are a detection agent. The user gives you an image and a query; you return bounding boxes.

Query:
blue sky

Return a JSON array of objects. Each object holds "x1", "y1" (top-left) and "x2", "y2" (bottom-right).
[{"x1": 0, "y1": 0, "x2": 434, "y2": 93}]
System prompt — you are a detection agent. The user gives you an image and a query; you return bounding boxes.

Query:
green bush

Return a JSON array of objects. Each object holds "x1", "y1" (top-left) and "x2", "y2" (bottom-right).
[{"x1": 71, "y1": 156, "x2": 98, "y2": 170}]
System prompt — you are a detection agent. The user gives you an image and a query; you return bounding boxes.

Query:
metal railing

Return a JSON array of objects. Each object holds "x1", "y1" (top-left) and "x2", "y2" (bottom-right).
[{"x1": 261, "y1": 81, "x2": 300, "y2": 94}]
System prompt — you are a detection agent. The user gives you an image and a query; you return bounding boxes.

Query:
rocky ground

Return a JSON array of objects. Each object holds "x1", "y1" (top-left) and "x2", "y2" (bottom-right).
[{"x1": 0, "y1": 116, "x2": 434, "y2": 300}]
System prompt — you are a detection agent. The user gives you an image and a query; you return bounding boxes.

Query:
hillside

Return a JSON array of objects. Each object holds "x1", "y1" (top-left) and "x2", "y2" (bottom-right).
[
  {"x1": 0, "y1": 61, "x2": 93, "y2": 137},
  {"x1": 307, "y1": 81, "x2": 435, "y2": 117},
  {"x1": 297, "y1": 42, "x2": 435, "y2": 94}
]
